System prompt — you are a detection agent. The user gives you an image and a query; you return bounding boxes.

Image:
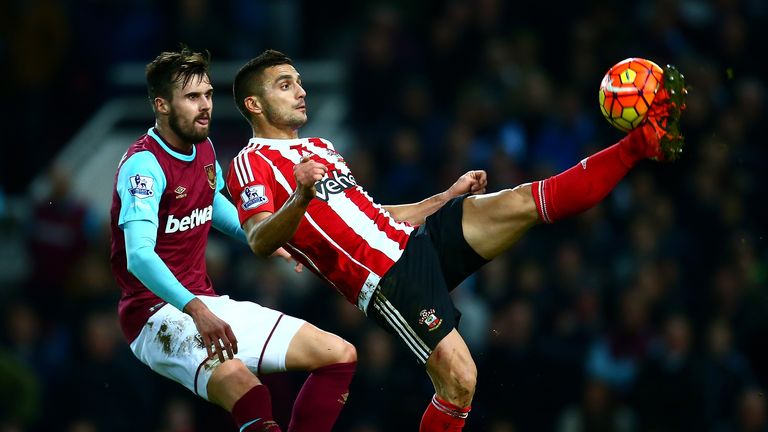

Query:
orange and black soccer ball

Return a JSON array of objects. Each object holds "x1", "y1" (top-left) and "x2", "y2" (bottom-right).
[{"x1": 598, "y1": 58, "x2": 664, "y2": 132}]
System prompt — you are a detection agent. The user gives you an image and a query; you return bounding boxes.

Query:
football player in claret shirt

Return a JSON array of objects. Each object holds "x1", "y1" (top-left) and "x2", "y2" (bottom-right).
[
  {"x1": 109, "y1": 47, "x2": 356, "y2": 432},
  {"x1": 226, "y1": 50, "x2": 685, "y2": 431}
]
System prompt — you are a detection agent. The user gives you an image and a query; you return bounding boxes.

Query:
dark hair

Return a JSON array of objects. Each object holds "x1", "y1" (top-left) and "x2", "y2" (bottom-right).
[
  {"x1": 233, "y1": 49, "x2": 293, "y2": 123},
  {"x1": 145, "y1": 46, "x2": 211, "y2": 105}
]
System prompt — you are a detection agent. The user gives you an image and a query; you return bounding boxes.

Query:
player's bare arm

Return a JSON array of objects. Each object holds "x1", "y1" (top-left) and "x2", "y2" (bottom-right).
[
  {"x1": 243, "y1": 156, "x2": 327, "y2": 256},
  {"x1": 383, "y1": 170, "x2": 488, "y2": 226}
]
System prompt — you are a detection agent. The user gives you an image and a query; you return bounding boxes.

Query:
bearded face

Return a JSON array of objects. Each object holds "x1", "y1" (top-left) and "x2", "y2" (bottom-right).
[
  {"x1": 164, "y1": 73, "x2": 213, "y2": 144},
  {"x1": 168, "y1": 105, "x2": 210, "y2": 143}
]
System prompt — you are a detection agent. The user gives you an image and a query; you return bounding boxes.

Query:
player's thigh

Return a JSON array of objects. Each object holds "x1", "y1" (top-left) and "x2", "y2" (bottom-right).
[
  {"x1": 462, "y1": 183, "x2": 539, "y2": 260},
  {"x1": 284, "y1": 322, "x2": 356, "y2": 371}
]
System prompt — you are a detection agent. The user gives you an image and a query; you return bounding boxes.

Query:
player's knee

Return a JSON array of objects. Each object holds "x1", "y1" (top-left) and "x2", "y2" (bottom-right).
[
  {"x1": 210, "y1": 358, "x2": 257, "y2": 386},
  {"x1": 323, "y1": 336, "x2": 356, "y2": 365},
  {"x1": 441, "y1": 359, "x2": 477, "y2": 402},
  {"x1": 337, "y1": 339, "x2": 357, "y2": 364},
  {"x1": 452, "y1": 363, "x2": 477, "y2": 396},
  {"x1": 208, "y1": 359, "x2": 260, "y2": 410}
]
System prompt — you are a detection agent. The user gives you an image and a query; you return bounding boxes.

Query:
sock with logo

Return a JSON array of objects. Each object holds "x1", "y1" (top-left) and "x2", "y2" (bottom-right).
[
  {"x1": 231, "y1": 384, "x2": 281, "y2": 431},
  {"x1": 287, "y1": 362, "x2": 356, "y2": 432},
  {"x1": 419, "y1": 394, "x2": 471, "y2": 432},
  {"x1": 531, "y1": 131, "x2": 647, "y2": 223}
]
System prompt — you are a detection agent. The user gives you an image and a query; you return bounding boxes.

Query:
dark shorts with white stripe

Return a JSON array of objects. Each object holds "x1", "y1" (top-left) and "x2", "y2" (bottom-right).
[{"x1": 366, "y1": 194, "x2": 489, "y2": 365}]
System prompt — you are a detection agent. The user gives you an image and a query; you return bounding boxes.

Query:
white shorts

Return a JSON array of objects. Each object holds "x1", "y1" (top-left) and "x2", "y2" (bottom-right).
[{"x1": 129, "y1": 295, "x2": 305, "y2": 401}]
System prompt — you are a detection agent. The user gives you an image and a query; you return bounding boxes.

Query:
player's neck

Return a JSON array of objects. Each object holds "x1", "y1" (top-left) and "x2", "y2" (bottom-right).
[
  {"x1": 252, "y1": 123, "x2": 299, "y2": 140},
  {"x1": 154, "y1": 123, "x2": 194, "y2": 154}
]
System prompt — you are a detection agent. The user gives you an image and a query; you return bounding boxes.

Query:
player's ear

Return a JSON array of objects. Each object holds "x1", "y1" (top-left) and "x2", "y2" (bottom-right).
[
  {"x1": 154, "y1": 97, "x2": 170, "y2": 115},
  {"x1": 244, "y1": 96, "x2": 262, "y2": 115}
]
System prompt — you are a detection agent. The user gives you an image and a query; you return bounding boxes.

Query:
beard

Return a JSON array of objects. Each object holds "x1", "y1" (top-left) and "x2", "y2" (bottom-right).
[{"x1": 169, "y1": 109, "x2": 209, "y2": 143}]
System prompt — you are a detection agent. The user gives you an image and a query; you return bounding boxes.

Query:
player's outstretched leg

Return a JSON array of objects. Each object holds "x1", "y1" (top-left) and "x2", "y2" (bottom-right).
[
  {"x1": 420, "y1": 330, "x2": 475, "y2": 431},
  {"x1": 207, "y1": 359, "x2": 282, "y2": 431},
  {"x1": 531, "y1": 66, "x2": 686, "y2": 224},
  {"x1": 461, "y1": 65, "x2": 687, "y2": 260},
  {"x1": 284, "y1": 323, "x2": 357, "y2": 432}
]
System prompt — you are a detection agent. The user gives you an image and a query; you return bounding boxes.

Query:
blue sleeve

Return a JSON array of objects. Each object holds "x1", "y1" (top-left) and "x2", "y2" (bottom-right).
[
  {"x1": 117, "y1": 152, "x2": 167, "y2": 228},
  {"x1": 212, "y1": 192, "x2": 247, "y2": 245},
  {"x1": 216, "y1": 160, "x2": 225, "y2": 193},
  {"x1": 124, "y1": 219, "x2": 195, "y2": 311}
]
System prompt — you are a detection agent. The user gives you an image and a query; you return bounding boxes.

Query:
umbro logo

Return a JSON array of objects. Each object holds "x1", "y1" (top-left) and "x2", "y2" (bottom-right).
[{"x1": 175, "y1": 186, "x2": 187, "y2": 199}]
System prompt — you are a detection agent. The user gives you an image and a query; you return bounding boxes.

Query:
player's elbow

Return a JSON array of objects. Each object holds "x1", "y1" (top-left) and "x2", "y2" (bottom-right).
[
  {"x1": 247, "y1": 238, "x2": 276, "y2": 258},
  {"x1": 126, "y1": 247, "x2": 152, "y2": 276}
]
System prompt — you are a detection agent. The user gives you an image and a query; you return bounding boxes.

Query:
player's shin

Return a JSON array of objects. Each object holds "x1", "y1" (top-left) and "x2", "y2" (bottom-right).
[
  {"x1": 419, "y1": 394, "x2": 471, "y2": 432},
  {"x1": 531, "y1": 130, "x2": 648, "y2": 223},
  {"x1": 287, "y1": 361, "x2": 356, "y2": 432},
  {"x1": 232, "y1": 384, "x2": 282, "y2": 431}
]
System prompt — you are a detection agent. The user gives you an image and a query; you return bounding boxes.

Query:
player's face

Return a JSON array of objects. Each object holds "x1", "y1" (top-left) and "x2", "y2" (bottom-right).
[
  {"x1": 167, "y1": 74, "x2": 213, "y2": 143},
  {"x1": 258, "y1": 64, "x2": 307, "y2": 129}
]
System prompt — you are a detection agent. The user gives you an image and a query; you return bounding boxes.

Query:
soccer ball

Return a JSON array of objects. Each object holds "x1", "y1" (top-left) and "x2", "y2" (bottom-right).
[{"x1": 598, "y1": 58, "x2": 664, "y2": 132}]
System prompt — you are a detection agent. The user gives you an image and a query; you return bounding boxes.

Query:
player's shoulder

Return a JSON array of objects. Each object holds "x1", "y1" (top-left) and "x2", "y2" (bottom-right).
[
  {"x1": 308, "y1": 137, "x2": 335, "y2": 149},
  {"x1": 120, "y1": 147, "x2": 162, "y2": 174}
]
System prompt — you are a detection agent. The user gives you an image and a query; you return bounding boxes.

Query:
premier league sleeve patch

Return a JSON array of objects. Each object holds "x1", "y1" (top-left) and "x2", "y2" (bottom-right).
[
  {"x1": 128, "y1": 174, "x2": 155, "y2": 199},
  {"x1": 241, "y1": 185, "x2": 269, "y2": 210}
]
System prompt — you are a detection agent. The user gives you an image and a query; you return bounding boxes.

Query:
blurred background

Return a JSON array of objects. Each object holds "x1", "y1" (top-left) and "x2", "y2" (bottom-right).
[{"x1": 1, "y1": 0, "x2": 767, "y2": 431}]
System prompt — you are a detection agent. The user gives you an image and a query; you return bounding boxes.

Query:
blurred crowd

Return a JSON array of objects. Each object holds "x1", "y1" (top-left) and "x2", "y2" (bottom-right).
[{"x1": 1, "y1": 1, "x2": 767, "y2": 431}]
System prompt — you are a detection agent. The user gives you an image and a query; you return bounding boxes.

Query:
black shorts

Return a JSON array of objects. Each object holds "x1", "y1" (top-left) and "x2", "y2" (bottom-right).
[{"x1": 367, "y1": 194, "x2": 489, "y2": 365}]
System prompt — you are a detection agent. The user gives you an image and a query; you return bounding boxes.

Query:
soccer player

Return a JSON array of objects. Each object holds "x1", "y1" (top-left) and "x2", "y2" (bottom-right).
[
  {"x1": 109, "y1": 47, "x2": 357, "y2": 432},
  {"x1": 225, "y1": 49, "x2": 685, "y2": 431}
]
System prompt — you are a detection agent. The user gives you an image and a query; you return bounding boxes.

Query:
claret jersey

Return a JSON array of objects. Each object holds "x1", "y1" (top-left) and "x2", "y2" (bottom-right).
[
  {"x1": 110, "y1": 128, "x2": 223, "y2": 342},
  {"x1": 226, "y1": 137, "x2": 415, "y2": 311}
]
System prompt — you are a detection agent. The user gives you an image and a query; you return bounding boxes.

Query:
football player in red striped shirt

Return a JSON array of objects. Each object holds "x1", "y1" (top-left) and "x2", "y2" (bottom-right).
[{"x1": 226, "y1": 49, "x2": 684, "y2": 431}]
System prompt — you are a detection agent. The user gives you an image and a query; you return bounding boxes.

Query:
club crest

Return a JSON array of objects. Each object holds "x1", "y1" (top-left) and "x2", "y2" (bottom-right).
[
  {"x1": 204, "y1": 164, "x2": 216, "y2": 189},
  {"x1": 418, "y1": 308, "x2": 442, "y2": 332}
]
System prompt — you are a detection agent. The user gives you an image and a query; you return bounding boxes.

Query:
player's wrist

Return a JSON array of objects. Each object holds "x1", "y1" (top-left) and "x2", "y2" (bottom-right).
[
  {"x1": 183, "y1": 297, "x2": 206, "y2": 317},
  {"x1": 293, "y1": 185, "x2": 315, "y2": 204}
]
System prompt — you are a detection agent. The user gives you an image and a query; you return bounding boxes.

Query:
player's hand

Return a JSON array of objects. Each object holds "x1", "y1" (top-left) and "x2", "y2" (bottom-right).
[
  {"x1": 447, "y1": 170, "x2": 487, "y2": 197},
  {"x1": 294, "y1": 155, "x2": 327, "y2": 201},
  {"x1": 271, "y1": 247, "x2": 304, "y2": 273},
  {"x1": 184, "y1": 298, "x2": 238, "y2": 363}
]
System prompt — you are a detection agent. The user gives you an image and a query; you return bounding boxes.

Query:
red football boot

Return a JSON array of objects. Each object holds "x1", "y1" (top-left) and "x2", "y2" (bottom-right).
[{"x1": 635, "y1": 64, "x2": 688, "y2": 161}]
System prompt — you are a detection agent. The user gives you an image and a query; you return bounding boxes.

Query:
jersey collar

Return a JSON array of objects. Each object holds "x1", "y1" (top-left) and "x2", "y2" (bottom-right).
[
  {"x1": 248, "y1": 136, "x2": 306, "y2": 149},
  {"x1": 148, "y1": 127, "x2": 197, "y2": 162}
]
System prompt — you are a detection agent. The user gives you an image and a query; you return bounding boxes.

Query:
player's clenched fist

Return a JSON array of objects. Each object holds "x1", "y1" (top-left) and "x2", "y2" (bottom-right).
[
  {"x1": 448, "y1": 170, "x2": 488, "y2": 197},
  {"x1": 294, "y1": 155, "x2": 327, "y2": 199}
]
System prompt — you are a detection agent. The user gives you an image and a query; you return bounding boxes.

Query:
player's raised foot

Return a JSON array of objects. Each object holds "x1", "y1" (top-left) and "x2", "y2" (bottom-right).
[{"x1": 641, "y1": 64, "x2": 687, "y2": 161}]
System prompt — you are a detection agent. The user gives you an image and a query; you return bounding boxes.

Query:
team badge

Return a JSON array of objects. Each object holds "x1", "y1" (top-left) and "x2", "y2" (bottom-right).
[
  {"x1": 241, "y1": 185, "x2": 269, "y2": 210},
  {"x1": 204, "y1": 164, "x2": 216, "y2": 189},
  {"x1": 418, "y1": 308, "x2": 442, "y2": 332},
  {"x1": 128, "y1": 174, "x2": 154, "y2": 199}
]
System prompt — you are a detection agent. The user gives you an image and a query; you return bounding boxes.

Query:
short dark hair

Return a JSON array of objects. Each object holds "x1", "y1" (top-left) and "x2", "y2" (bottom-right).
[
  {"x1": 233, "y1": 49, "x2": 294, "y2": 123},
  {"x1": 145, "y1": 46, "x2": 211, "y2": 105}
]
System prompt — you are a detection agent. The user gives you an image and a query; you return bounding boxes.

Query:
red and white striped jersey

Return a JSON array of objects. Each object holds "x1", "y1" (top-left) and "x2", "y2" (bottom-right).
[{"x1": 226, "y1": 137, "x2": 414, "y2": 311}]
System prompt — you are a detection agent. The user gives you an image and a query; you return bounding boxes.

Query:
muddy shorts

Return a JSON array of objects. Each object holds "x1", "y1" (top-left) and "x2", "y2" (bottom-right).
[{"x1": 129, "y1": 295, "x2": 304, "y2": 400}]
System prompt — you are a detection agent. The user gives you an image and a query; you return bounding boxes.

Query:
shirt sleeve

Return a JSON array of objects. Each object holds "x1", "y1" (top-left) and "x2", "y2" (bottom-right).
[
  {"x1": 226, "y1": 151, "x2": 277, "y2": 225},
  {"x1": 212, "y1": 192, "x2": 247, "y2": 244},
  {"x1": 215, "y1": 160, "x2": 225, "y2": 193},
  {"x1": 116, "y1": 151, "x2": 166, "y2": 228},
  {"x1": 124, "y1": 219, "x2": 195, "y2": 311}
]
